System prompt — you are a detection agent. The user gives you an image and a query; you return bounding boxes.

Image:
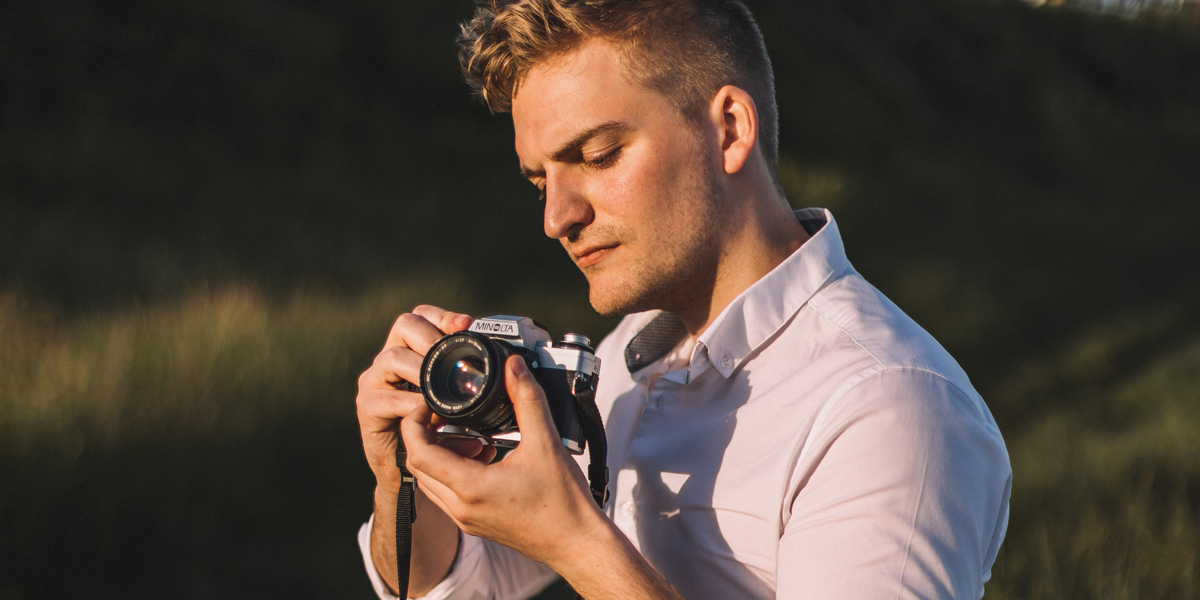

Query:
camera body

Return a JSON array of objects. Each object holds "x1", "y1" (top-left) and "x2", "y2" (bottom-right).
[{"x1": 418, "y1": 315, "x2": 600, "y2": 454}]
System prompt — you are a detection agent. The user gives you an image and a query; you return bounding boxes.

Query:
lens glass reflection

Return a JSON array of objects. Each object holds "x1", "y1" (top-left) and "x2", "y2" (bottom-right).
[{"x1": 448, "y1": 357, "x2": 486, "y2": 402}]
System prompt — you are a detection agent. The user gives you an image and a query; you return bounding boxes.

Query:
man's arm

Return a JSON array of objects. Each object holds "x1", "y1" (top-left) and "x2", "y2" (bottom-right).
[
  {"x1": 402, "y1": 356, "x2": 685, "y2": 600},
  {"x1": 356, "y1": 306, "x2": 490, "y2": 597},
  {"x1": 369, "y1": 484, "x2": 460, "y2": 597},
  {"x1": 777, "y1": 369, "x2": 1011, "y2": 599}
]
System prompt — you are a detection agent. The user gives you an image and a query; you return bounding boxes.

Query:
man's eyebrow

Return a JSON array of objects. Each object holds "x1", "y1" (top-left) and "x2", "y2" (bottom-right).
[{"x1": 519, "y1": 120, "x2": 628, "y2": 180}]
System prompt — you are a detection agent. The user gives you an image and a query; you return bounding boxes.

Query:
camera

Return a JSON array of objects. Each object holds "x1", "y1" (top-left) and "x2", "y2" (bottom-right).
[
  {"x1": 390, "y1": 316, "x2": 610, "y2": 588},
  {"x1": 413, "y1": 315, "x2": 600, "y2": 454}
]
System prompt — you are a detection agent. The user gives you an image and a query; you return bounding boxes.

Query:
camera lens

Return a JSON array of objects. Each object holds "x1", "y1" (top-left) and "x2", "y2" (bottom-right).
[
  {"x1": 447, "y1": 358, "x2": 486, "y2": 402},
  {"x1": 420, "y1": 332, "x2": 518, "y2": 434}
]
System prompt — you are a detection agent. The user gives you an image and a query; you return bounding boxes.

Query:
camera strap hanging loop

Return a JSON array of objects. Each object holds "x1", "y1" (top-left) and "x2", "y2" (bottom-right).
[
  {"x1": 395, "y1": 429, "x2": 417, "y2": 599},
  {"x1": 572, "y1": 374, "x2": 610, "y2": 508}
]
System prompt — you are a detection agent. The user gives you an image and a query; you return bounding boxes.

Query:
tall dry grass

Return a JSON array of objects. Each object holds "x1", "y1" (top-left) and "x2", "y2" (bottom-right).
[
  {"x1": 985, "y1": 305, "x2": 1200, "y2": 599},
  {"x1": 0, "y1": 281, "x2": 612, "y2": 599},
  {"x1": 2, "y1": 285, "x2": 1198, "y2": 598}
]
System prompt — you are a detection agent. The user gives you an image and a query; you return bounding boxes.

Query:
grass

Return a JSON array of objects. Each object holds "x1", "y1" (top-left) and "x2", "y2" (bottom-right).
[
  {"x1": 2, "y1": 282, "x2": 1198, "y2": 598},
  {"x1": 985, "y1": 305, "x2": 1200, "y2": 599},
  {"x1": 1, "y1": 285, "x2": 402, "y2": 598},
  {"x1": 0, "y1": 281, "x2": 610, "y2": 599}
]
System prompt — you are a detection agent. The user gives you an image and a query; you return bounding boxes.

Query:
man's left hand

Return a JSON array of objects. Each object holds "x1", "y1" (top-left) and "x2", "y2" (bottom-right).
[{"x1": 400, "y1": 355, "x2": 605, "y2": 566}]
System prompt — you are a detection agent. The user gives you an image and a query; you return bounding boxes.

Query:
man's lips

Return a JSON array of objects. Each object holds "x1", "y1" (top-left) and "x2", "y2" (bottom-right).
[{"x1": 572, "y1": 243, "x2": 618, "y2": 268}]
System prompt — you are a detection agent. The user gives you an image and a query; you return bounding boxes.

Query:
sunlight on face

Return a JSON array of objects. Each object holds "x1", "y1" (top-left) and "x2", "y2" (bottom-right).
[{"x1": 512, "y1": 39, "x2": 725, "y2": 317}]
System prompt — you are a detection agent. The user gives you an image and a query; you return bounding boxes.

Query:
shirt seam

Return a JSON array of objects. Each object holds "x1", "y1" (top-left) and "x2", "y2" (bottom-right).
[
  {"x1": 806, "y1": 362, "x2": 992, "y2": 455},
  {"x1": 894, "y1": 458, "x2": 929, "y2": 600},
  {"x1": 802, "y1": 301, "x2": 993, "y2": 431},
  {"x1": 808, "y1": 301, "x2": 888, "y2": 369},
  {"x1": 793, "y1": 302, "x2": 889, "y2": 473}
]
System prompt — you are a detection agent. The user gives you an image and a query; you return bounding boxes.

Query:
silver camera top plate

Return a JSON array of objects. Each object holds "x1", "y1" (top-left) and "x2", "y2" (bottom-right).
[{"x1": 469, "y1": 315, "x2": 552, "y2": 347}]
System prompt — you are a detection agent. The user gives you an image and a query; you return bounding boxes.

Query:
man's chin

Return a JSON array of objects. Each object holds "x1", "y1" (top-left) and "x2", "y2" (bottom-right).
[
  {"x1": 586, "y1": 279, "x2": 634, "y2": 318},
  {"x1": 587, "y1": 289, "x2": 631, "y2": 318},
  {"x1": 587, "y1": 278, "x2": 661, "y2": 318}
]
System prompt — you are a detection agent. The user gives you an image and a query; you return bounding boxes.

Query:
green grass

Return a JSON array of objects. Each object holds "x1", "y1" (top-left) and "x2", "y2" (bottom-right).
[
  {"x1": 0, "y1": 282, "x2": 609, "y2": 599},
  {"x1": 2, "y1": 283, "x2": 1198, "y2": 599},
  {"x1": 985, "y1": 305, "x2": 1200, "y2": 599}
]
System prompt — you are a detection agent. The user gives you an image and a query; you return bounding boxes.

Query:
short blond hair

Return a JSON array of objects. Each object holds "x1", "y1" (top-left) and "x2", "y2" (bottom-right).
[{"x1": 458, "y1": 0, "x2": 780, "y2": 169}]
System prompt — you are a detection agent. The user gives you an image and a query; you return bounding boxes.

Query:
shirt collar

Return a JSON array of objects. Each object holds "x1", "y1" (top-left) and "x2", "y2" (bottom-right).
[{"x1": 685, "y1": 207, "x2": 853, "y2": 381}]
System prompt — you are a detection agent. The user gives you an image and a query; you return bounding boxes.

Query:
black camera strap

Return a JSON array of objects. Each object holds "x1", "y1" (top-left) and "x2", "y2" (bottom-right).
[
  {"x1": 572, "y1": 375, "x2": 610, "y2": 508},
  {"x1": 394, "y1": 429, "x2": 417, "y2": 598},
  {"x1": 392, "y1": 382, "x2": 609, "y2": 599}
]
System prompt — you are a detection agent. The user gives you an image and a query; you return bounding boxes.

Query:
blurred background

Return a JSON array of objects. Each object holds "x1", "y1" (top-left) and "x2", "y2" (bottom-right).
[{"x1": 1, "y1": 0, "x2": 1198, "y2": 598}]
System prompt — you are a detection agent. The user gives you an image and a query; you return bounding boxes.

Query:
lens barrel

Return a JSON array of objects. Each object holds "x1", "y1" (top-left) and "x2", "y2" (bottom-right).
[{"x1": 420, "y1": 331, "x2": 518, "y2": 434}]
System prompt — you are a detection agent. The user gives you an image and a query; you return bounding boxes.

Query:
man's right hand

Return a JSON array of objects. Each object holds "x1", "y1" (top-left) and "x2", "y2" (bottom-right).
[{"x1": 356, "y1": 305, "x2": 490, "y2": 598}]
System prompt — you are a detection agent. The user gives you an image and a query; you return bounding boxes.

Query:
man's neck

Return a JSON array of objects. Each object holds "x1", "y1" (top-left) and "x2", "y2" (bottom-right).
[{"x1": 675, "y1": 195, "x2": 809, "y2": 338}]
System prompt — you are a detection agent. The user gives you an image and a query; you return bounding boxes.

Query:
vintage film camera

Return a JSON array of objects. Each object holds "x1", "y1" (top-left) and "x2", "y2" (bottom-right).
[
  {"x1": 412, "y1": 315, "x2": 601, "y2": 454},
  {"x1": 392, "y1": 316, "x2": 610, "y2": 591}
]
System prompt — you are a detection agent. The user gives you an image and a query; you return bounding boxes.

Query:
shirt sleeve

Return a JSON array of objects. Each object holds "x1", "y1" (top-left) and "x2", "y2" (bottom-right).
[
  {"x1": 777, "y1": 368, "x2": 1011, "y2": 600},
  {"x1": 358, "y1": 515, "x2": 562, "y2": 600}
]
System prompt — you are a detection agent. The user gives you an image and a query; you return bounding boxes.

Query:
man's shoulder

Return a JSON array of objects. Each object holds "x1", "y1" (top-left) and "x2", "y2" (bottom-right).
[
  {"x1": 799, "y1": 271, "x2": 975, "y2": 394},
  {"x1": 782, "y1": 272, "x2": 1005, "y2": 459}
]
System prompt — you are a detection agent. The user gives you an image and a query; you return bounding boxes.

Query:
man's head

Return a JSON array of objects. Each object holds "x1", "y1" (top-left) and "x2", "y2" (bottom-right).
[
  {"x1": 458, "y1": 0, "x2": 788, "y2": 320},
  {"x1": 459, "y1": 0, "x2": 778, "y2": 170}
]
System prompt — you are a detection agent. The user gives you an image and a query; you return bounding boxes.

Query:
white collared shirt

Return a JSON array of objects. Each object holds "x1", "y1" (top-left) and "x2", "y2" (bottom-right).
[{"x1": 361, "y1": 208, "x2": 1012, "y2": 599}]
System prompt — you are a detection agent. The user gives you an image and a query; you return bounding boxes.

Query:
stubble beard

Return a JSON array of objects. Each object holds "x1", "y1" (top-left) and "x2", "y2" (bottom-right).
[{"x1": 585, "y1": 157, "x2": 725, "y2": 318}]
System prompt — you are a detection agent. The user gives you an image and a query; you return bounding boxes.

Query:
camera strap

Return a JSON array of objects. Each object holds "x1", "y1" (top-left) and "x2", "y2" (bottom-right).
[
  {"x1": 572, "y1": 376, "x2": 610, "y2": 509},
  {"x1": 394, "y1": 429, "x2": 417, "y2": 599},
  {"x1": 392, "y1": 381, "x2": 609, "y2": 599}
]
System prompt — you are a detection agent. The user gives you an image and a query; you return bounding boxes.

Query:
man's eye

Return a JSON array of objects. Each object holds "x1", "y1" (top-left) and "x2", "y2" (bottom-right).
[
  {"x1": 536, "y1": 186, "x2": 546, "y2": 202},
  {"x1": 583, "y1": 147, "x2": 622, "y2": 170}
]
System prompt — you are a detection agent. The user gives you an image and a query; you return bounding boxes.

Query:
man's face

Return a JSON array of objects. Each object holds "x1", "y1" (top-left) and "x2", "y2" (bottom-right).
[{"x1": 512, "y1": 39, "x2": 725, "y2": 317}]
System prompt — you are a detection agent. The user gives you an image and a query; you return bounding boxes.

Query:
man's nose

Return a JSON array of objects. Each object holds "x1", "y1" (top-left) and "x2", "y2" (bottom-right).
[{"x1": 543, "y1": 172, "x2": 594, "y2": 240}]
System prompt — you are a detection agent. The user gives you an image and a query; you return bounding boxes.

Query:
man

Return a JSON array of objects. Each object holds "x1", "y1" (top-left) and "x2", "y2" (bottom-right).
[{"x1": 355, "y1": 1, "x2": 1011, "y2": 598}]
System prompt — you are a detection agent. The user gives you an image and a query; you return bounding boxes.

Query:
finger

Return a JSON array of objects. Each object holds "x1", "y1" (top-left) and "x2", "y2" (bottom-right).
[
  {"x1": 356, "y1": 388, "x2": 425, "y2": 482},
  {"x1": 438, "y1": 436, "x2": 487, "y2": 459},
  {"x1": 401, "y1": 403, "x2": 487, "y2": 491},
  {"x1": 412, "y1": 305, "x2": 474, "y2": 335},
  {"x1": 361, "y1": 346, "x2": 425, "y2": 390},
  {"x1": 475, "y1": 444, "x2": 498, "y2": 465},
  {"x1": 405, "y1": 438, "x2": 481, "y2": 532},
  {"x1": 357, "y1": 389, "x2": 424, "y2": 435},
  {"x1": 381, "y1": 312, "x2": 449, "y2": 355},
  {"x1": 503, "y1": 355, "x2": 560, "y2": 451},
  {"x1": 435, "y1": 437, "x2": 497, "y2": 464}
]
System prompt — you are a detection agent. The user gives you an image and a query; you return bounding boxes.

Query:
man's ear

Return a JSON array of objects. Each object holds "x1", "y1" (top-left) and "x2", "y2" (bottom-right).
[{"x1": 709, "y1": 85, "x2": 759, "y2": 175}]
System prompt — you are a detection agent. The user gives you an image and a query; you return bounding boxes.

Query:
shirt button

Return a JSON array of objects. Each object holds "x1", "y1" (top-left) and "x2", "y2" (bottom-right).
[
  {"x1": 721, "y1": 356, "x2": 733, "y2": 369},
  {"x1": 622, "y1": 501, "x2": 635, "y2": 516}
]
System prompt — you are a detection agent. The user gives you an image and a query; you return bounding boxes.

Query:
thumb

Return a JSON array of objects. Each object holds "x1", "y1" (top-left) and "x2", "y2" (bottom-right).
[{"x1": 505, "y1": 355, "x2": 559, "y2": 450}]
